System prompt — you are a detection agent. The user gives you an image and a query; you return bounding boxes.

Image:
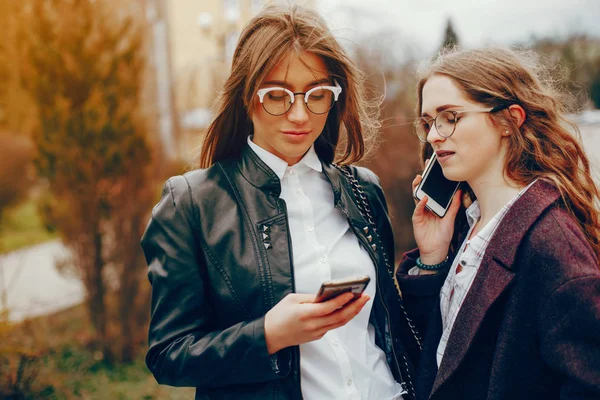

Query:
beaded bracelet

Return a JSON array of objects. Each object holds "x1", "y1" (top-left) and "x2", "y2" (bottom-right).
[{"x1": 416, "y1": 256, "x2": 449, "y2": 271}]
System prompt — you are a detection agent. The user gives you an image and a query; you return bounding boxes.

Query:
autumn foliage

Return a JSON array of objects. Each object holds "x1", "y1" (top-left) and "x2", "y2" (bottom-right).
[{"x1": 17, "y1": 0, "x2": 157, "y2": 362}]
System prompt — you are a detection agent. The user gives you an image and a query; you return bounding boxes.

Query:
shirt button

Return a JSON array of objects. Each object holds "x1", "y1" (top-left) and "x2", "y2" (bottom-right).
[
  {"x1": 289, "y1": 168, "x2": 295, "y2": 174},
  {"x1": 307, "y1": 225, "x2": 314, "y2": 232},
  {"x1": 296, "y1": 188, "x2": 302, "y2": 195},
  {"x1": 332, "y1": 340, "x2": 338, "y2": 346},
  {"x1": 347, "y1": 379, "x2": 352, "y2": 386},
  {"x1": 320, "y1": 256, "x2": 327, "y2": 263}
]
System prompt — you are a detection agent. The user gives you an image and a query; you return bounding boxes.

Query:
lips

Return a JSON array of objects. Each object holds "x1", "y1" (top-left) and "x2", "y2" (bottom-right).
[
  {"x1": 436, "y1": 150, "x2": 455, "y2": 157},
  {"x1": 281, "y1": 131, "x2": 310, "y2": 136}
]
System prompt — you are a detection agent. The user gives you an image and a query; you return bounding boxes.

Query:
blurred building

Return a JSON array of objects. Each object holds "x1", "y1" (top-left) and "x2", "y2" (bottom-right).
[
  {"x1": 171, "y1": 0, "x2": 264, "y2": 138},
  {"x1": 144, "y1": 0, "x2": 179, "y2": 160},
  {"x1": 149, "y1": 0, "x2": 315, "y2": 157},
  {"x1": 108, "y1": 0, "x2": 179, "y2": 160}
]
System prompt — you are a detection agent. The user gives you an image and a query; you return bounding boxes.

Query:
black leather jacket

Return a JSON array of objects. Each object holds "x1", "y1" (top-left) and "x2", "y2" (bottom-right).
[{"x1": 141, "y1": 145, "x2": 419, "y2": 399}]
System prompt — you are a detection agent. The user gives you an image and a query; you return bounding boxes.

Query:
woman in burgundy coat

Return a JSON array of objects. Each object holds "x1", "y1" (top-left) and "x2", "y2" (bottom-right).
[{"x1": 397, "y1": 47, "x2": 600, "y2": 400}]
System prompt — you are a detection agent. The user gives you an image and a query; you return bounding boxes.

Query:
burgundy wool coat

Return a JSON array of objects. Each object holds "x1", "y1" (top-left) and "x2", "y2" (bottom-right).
[{"x1": 397, "y1": 180, "x2": 600, "y2": 400}]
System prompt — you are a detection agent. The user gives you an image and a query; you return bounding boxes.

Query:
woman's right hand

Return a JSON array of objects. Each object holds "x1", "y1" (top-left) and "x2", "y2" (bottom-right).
[
  {"x1": 264, "y1": 292, "x2": 369, "y2": 355},
  {"x1": 411, "y1": 174, "x2": 462, "y2": 265}
]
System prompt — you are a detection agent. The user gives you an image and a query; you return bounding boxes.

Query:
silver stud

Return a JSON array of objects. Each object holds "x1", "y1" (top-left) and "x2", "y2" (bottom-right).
[
  {"x1": 262, "y1": 225, "x2": 270, "y2": 233},
  {"x1": 367, "y1": 235, "x2": 373, "y2": 242},
  {"x1": 363, "y1": 226, "x2": 369, "y2": 234},
  {"x1": 371, "y1": 244, "x2": 377, "y2": 251},
  {"x1": 262, "y1": 233, "x2": 269, "y2": 240},
  {"x1": 264, "y1": 242, "x2": 272, "y2": 250}
]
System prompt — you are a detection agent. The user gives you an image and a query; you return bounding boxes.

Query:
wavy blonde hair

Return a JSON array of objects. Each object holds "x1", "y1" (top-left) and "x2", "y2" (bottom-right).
[
  {"x1": 198, "y1": 4, "x2": 380, "y2": 168},
  {"x1": 417, "y1": 47, "x2": 600, "y2": 260}
]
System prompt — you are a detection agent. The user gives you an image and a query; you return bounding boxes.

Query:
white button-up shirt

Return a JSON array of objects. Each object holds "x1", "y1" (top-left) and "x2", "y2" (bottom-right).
[{"x1": 248, "y1": 137, "x2": 404, "y2": 400}]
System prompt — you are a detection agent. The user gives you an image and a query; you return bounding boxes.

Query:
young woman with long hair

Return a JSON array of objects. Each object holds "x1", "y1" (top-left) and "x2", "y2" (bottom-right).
[
  {"x1": 397, "y1": 47, "x2": 600, "y2": 400},
  {"x1": 141, "y1": 4, "x2": 419, "y2": 399}
]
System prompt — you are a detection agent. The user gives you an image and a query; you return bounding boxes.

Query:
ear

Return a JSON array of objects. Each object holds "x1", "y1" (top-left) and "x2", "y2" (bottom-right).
[{"x1": 507, "y1": 104, "x2": 526, "y2": 128}]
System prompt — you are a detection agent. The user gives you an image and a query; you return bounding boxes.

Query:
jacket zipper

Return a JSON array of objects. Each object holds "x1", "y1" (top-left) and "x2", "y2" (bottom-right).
[
  {"x1": 278, "y1": 199, "x2": 296, "y2": 295},
  {"x1": 337, "y1": 205, "x2": 404, "y2": 384},
  {"x1": 278, "y1": 199, "x2": 302, "y2": 397}
]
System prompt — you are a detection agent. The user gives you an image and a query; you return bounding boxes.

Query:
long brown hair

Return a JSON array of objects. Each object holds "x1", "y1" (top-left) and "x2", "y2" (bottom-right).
[
  {"x1": 198, "y1": 4, "x2": 379, "y2": 168},
  {"x1": 417, "y1": 47, "x2": 600, "y2": 260}
]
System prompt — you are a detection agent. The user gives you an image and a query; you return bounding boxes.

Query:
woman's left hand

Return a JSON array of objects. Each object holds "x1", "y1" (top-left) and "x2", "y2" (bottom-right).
[{"x1": 264, "y1": 292, "x2": 370, "y2": 355}]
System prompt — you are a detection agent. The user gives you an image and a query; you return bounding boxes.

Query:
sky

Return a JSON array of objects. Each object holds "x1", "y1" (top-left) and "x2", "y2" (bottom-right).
[{"x1": 316, "y1": 0, "x2": 600, "y2": 58}]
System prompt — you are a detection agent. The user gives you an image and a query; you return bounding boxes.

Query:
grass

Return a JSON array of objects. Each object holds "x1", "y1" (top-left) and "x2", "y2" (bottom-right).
[
  {"x1": 0, "y1": 198, "x2": 57, "y2": 254},
  {"x1": 0, "y1": 304, "x2": 196, "y2": 399},
  {"x1": 0, "y1": 189, "x2": 198, "y2": 398}
]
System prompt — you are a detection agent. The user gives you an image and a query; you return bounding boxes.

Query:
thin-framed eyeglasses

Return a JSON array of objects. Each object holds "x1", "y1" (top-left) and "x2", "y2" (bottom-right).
[
  {"x1": 256, "y1": 80, "x2": 342, "y2": 116},
  {"x1": 413, "y1": 105, "x2": 509, "y2": 143}
]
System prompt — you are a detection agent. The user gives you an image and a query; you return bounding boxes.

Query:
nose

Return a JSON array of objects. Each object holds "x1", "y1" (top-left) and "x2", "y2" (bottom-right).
[
  {"x1": 427, "y1": 122, "x2": 446, "y2": 145},
  {"x1": 287, "y1": 97, "x2": 310, "y2": 124}
]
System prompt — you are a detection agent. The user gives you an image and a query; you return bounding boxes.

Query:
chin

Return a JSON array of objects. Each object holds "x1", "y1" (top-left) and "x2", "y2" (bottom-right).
[
  {"x1": 285, "y1": 144, "x2": 311, "y2": 156},
  {"x1": 441, "y1": 166, "x2": 464, "y2": 182}
]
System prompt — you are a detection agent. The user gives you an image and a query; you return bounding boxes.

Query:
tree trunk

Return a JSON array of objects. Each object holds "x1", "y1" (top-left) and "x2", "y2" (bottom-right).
[
  {"x1": 87, "y1": 230, "x2": 111, "y2": 362},
  {"x1": 118, "y1": 270, "x2": 136, "y2": 363},
  {"x1": 117, "y1": 213, "x2": 145, "y2": 363}
]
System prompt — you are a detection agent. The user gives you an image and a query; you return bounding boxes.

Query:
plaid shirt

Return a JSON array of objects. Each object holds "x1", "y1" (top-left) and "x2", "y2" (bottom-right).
[{"x1": 436, "y1": 181, "x2": 537, "y2": 367}]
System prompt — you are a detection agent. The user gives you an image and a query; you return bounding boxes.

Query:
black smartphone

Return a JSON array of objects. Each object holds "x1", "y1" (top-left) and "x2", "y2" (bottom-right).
[
  {"x1": 414, "y1": 155, "x2": 461, "y2": 218},
  {"x1": 314, "y1": 275, "x2": 371, "y2": 303}
]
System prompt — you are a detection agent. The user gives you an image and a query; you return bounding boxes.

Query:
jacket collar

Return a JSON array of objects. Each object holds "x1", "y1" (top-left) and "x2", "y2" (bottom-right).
[
  {"x1": 430, "y1": 179, "x2": 562, "y2": 397},
  {"x1": 236, "y1": 146, "x2": 371, "y2": 232},
  {"x1": 246, "y1": 137, "x2": 322, "y2": 180},
  {"x1": 237, "y1": 144, "x2": 282, "y2": 194},
  {"x1": 236, "y1": 144, "x2": 368, "y2": 222},
  {"x1": 485, "y1": 179, "x2": 561, "y2": 269}
]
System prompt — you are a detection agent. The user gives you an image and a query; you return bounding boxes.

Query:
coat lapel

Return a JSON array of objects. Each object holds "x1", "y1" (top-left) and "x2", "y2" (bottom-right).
[
  {"x1": 429, "y1": 180, "x2": 561, "y2": 398},
  {"x1": 429, "y1": 256, "x2": 515, "y2": 396},
  {"x1": 416, "y1": 301, "x2": 444, "y2": 400}
]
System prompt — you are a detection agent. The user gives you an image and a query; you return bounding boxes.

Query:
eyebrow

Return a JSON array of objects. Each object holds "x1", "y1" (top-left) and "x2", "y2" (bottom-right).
[
  {"x1": 421, "y1": 104, "x2": 462, "y2": 117},
  {"x1": 262, "y1": 78, "x2": 331, "y2": 88}
]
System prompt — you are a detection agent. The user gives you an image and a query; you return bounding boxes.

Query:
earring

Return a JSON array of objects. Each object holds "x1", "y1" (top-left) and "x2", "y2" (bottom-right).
[{"x1": 505, "y1": 130, "x2": 510, "y2": 134}]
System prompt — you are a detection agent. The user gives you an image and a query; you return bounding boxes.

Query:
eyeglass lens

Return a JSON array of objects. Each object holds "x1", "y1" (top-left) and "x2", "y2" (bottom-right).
[
  {"x1": 262, "y1": 88, "x2": 335, "y2": 115},
  {"x1": 414, "y1": 110, "x2": 456, "y2": 141}
]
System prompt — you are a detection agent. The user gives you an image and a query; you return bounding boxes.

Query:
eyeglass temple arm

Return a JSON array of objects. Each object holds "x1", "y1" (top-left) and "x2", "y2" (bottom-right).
[
  {"x1": 490, "y1": 103, "x2": 512, "y2": 112},
  {"x1": 331, "y1": 80, "x2": 342, "y2": 100}
]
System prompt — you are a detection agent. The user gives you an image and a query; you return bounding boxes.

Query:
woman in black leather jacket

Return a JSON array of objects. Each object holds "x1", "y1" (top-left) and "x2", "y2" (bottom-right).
[{"x1": 141, "y1": 4, "x2": 419, "y2": 399}]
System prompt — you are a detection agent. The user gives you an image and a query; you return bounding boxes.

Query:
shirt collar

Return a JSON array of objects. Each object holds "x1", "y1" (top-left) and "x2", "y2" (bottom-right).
[
  {"x1": 246, "y1": 136, "x2": 322, "y2": 180},
  {"x1": 465, "y1": 200, "x2": 481, "y2": 228},
  {"x1": 465, "y1": 180, "x2": 538, "y2": 231}
]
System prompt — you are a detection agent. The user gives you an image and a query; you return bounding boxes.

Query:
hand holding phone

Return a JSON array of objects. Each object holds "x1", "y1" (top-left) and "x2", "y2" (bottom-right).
[
  {"x1": 414, "y1": 155, "x2": 461, "y2": 218},
  {"x1": 314, "y1": 275, "x2": 371, "y2": 303},
  {"x1": 412, "y1": 155, "x2": 462, "y2": 263},
  {"x1": 264, "y1": 283, "x2": 371, "y2": 354}
]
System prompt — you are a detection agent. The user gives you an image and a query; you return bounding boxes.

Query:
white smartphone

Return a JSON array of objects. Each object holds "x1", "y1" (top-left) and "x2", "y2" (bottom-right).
[
  {"x1": 414, "y1": 155, "x2": 461, "y2": 218},
  {"x1": 314, "y1": 275, "x2": 371, "y2": 303}
]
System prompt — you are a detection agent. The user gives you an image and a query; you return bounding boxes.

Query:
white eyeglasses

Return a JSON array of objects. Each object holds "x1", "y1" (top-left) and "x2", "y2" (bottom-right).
[{"x1": 256, "y1": 80, "x2": 342, "y2": 116}]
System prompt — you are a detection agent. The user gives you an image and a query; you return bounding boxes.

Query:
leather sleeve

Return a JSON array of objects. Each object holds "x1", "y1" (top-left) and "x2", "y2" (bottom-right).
[
  {"x1": 396, "y1": 249, "x2": 448, "y2": 336},
  {"x1": 141, "y1": 175, "x2": 288, "y2": 389}
]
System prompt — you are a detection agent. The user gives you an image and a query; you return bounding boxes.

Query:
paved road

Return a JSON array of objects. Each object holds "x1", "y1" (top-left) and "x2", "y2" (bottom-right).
[{"x1": 0, "y1": 240, "x2": 83, "y2": 322}]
